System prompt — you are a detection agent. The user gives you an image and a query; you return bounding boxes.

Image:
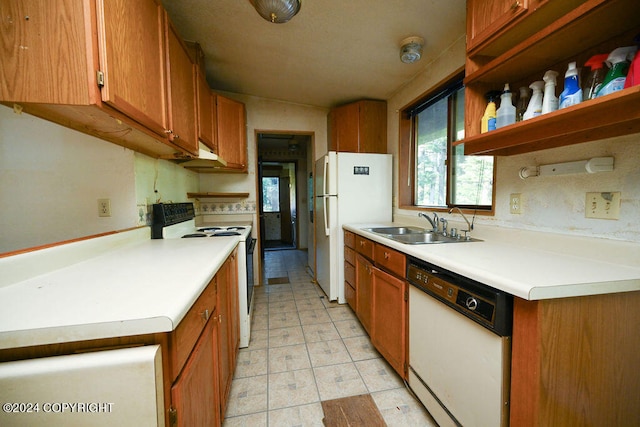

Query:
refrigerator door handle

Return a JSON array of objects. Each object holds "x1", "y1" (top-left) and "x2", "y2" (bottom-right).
[
  {"x1": 323, "y1": 196, "x2": 330, "y2": 236},
  {"x1": 323, "y1": 155, "x2": 330, "y2": 196}
]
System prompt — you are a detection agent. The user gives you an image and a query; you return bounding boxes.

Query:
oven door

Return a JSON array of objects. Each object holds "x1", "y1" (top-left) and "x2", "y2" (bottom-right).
[{"x1": 409, "y1": 286, "x2": 511, "y2": 427}]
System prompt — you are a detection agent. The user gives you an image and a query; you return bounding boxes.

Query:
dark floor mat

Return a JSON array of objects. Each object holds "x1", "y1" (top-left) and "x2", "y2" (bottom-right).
[
  {"x1": 267, "y1": 277, "x2": 290, "y2": 285},
  {"x1": 321, "y1": 394, "x2": 386, "y2": 426}
]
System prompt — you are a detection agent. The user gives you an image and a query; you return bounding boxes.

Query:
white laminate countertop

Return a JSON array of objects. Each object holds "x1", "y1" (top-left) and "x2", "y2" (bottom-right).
[
  {"x1": 344, "y1": 223, "x2": 640, "y2": 301},
  {"x1": 0, "y1": 228, "x2": 240, "y2": 350}
]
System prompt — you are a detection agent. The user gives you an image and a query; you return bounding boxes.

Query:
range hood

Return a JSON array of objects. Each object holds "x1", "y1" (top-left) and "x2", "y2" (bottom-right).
[{"x1": 178, "y1": 144, "x2": 227, "y2": 170}]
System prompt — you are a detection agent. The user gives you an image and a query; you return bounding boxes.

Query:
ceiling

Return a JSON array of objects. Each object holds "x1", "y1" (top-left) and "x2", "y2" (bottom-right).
[{"x1": 161, "y1": 0, "x2": 467, "y2": 108}]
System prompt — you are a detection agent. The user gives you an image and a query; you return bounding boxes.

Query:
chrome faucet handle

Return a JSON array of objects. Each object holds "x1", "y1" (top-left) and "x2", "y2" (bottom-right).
[
  {"x1": 432, "y1": 213, "x2": 439, "y2": 233},
  {"x1": 440, "y1": 218, "x2": 448, "y2": 236}
]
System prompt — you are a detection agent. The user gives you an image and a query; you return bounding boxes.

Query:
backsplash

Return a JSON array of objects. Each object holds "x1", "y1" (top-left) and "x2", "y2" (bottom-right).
[{"x1": 198, "y1": 201, "x2": 257, "y2": 215}]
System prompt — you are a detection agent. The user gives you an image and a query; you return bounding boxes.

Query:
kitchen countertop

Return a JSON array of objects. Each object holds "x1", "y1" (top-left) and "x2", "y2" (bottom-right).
[
  {"x1": 344, "y1": 223, "x2": 640, "y2": 300},
  {"x1": 0, "y1": 228, "x2": 239, "y2": 350}
]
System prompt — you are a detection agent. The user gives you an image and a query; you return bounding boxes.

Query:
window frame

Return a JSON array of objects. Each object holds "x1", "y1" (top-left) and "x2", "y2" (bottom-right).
[{"x1": 398, "y1": 69, "x2": 496, "y2": 215}]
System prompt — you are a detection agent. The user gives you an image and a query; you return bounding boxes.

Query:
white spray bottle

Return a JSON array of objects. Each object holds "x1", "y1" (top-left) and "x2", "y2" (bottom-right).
[
  {"x1": 522, "y1": 81, "x2": 544, "y2": 120},
  {"x1": 542, "y1": 70, "x2": 559, "y2": 114}
]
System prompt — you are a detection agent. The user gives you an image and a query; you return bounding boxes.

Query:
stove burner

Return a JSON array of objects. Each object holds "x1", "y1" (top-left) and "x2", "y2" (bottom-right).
[
  {"x1": 182, "y1": 233, "x2": 208, "y2": 238},
  {"x1": 226, "y1": 226, "x2": 246, "y2": 231},
  {"x1": 211, "y1": 231, "x2": 241, "y2": 236},
  {"x1": 197, "y1": 227, "x2": 222, "y2": 232}
]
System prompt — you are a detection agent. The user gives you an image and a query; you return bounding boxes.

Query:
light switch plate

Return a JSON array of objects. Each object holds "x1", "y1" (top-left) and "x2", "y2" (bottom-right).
[{"x1": 585, "y1": 192, "x2": 620, "y2": 220}]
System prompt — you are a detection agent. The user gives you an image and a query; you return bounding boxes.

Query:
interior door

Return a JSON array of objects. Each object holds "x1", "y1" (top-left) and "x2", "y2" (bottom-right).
[{"x1": 279, "y1": 177, "x2": 293, "y2": 246}]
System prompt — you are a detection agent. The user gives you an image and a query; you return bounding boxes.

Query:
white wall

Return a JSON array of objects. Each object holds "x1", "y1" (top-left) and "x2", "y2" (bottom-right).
[
  {"x1": 198, "y1": 93, "x2": 329, "y2": 267},
  {"x1": 387, "y1": 37, "x2": 640, "y2": 243},
  {"x1": 0, "y1": 105, "x2": 199, "y2": 254}
]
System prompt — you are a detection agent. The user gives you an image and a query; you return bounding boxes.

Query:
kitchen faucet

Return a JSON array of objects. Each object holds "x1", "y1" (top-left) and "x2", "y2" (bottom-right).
[
  {"x1": 418, "y1": 212, "x2": 439, "y2": 233},
  {"x1": 448, "y1": 207, "x2": 473, "y2": 240}
]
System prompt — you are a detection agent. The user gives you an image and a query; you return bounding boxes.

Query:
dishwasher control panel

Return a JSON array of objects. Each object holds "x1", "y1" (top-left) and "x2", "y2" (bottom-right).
[{"x1": 407, "y1": 257, "x2": 512, "y2": 336}]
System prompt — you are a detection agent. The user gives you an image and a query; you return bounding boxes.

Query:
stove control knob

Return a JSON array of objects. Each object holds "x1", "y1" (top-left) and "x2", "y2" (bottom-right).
[{"x1": 465, "y1": 297, "x2": 478, "y2": 311}]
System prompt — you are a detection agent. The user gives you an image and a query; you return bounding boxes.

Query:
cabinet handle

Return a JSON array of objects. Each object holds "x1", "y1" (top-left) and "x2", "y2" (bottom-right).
[
  {"x1": 201, "y1": 309, "x2": 210, "y2": 321},
  {"x1": 510, "y1": 1, "x2": 521, "y2": 10},
  {"x1": 164, "y1": 129, "x2": 173, "y2": 135},
  {"x1": 384, "y1": 252, "x2": 390, "y2": 260}
]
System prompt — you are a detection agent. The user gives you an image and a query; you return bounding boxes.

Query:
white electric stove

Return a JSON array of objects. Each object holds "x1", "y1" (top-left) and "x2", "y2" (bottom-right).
[{"x1": 151, "y1": 203, "x2": 255, "y2": 348}]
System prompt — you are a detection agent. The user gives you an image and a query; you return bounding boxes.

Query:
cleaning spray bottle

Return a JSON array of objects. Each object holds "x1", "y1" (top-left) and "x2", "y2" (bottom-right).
[
  {"x1": 596, "y1": 46, "x2": 638, "y2": 97},
  {"x1": 624, "y1": 34, "x2": 640, "y2": 89},
  {"x1": 522, "y1": 81, "x2": 544, "y2": 120},
  {"x1": 559, "y1": 62, "x2": 582, "y2": 109},
  {"x1": 582, "y1": 54, "x2": 608, "y2": 100},
  {"x1": 496, "y1": 84, "x2": 516, "y2": 128},
  {"x1": 481, "y1": 90, "x2": 501, "y2": 133},
  {"x1": 541, "y1": 70, "x2": 559, "y2": 114},
  {"x1": 516, "y1": 86, "x2": 530, "y2": 121}
]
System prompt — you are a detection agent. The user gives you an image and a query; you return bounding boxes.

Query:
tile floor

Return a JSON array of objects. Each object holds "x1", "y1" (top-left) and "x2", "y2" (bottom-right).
[{"x1": 222, "y1": 250, "x2": 437, "y2": 426}]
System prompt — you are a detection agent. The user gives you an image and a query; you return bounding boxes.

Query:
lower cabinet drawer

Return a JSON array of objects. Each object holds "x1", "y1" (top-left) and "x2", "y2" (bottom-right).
[
  {"x1": 344, "y1": 260, "x2": 355, "y2": 285},
  {"x1": 171, "y1": 278, "x2": 217, "y2": 380},
  {"x1": 345, "y1": 281, "x2": 356, "y2": 311},
  {"x1": 374, "y1": 244, "x2": 406, "y2": 278}
]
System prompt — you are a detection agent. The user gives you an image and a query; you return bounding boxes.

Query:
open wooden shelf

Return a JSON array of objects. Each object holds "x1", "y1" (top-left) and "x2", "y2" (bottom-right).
[
  {"x1": 458, "y1": 86, "x2": 640, "y2": 155},
  {"x1": 462, "y1": 0, "x2": 640, "y2": 156},
  {"x1": 187, "y1": 192, "x2": 249, "y2": 199}
]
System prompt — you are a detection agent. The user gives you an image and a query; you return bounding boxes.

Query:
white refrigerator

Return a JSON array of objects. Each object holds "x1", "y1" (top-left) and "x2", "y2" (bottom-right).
[{"x1": 315, "y1": 151, "x2": 392, "y2": 303}]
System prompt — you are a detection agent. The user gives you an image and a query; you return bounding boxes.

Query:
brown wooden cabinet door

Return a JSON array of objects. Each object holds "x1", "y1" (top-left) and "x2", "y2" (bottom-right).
[
  {"x1": 355, "y1": 253, "x2": 373, "y2": 334},
  {"x1": 197, "y1": 70, "x2": 217, "y2": 152},
  {"x1": 97, "y1": 0, "x2": 168, "y2": 136},
  {"x1": 171, "y1": 317, "x2": 220, "y2": 427},
  {"x1": 216, "y1": 252, "x2": 239, "y2": 418},
  {"x1": 216, "y1": 95, "x2": 247, "y2": 171},
  {"x1": 466, "y1": 0, "x2": 529, "y2": 52},
  {"x1": 165, "y1": 18, "x2": 198, "y2": 155},
  {"x1": 329, "y1": 103, "x2": 359, "y2": 152},
  {"x1": 371, "y1": 266, "x2": 407, "y2": 378},
  {"x1": 0, "y1": 0, "x2": 95, "y2": 105}
]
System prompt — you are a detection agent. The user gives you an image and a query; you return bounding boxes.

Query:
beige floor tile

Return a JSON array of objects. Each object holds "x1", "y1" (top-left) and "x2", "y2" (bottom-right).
[
  {"x1": 333, "y1": 319, "x2": 366, "y2": 338},
  {"x1": 252, "y1": 314, "x2": 269, "y2": 331},
  {"x1": 268, "y1": 343, "x2": 311, "y2": 373},
  {"x1": 293, "y1": 289, "x2": 322, "y2": 300},
  {"x1": 371, "y1": 388, "x2": 438, "y2": 427},
  {"x1": 294, "y1": 297, "x2": 326, "y2": 311},
  {"x1": 267, "y1": 403, "x2": 325, "y2": 427},
  {"x1": 307, "y1": 339, "x2": 352, "y2": 367},
  {"x1": 268, "y1": 369, "x2": 319, "y2": 410},
  {"x1": 269, "y1": 299, "x2": 298, "y2": 313},
  {"x1": 298, "y1": 308, "x2": 331, "y2": 325},
  {"x1": 268, "y1": 291, "x2": 295, "y2": 303},
  {"x1": 313, "y1": 362, "x2": 368, "y2": 401},
  {"x1": 234, "y1": 348, "x2": 268, "y2": 378},
  {"x1": 301, "y1": 322, "x2": 340, "y2": 343},
  {"x1": 343, "y1": 335, "x2": 380, "y2": 361},
  {"x1": 326, "y1": 306, "x2": 357, "y2": 322},
  {"x1": 225, "y1": 375, "x2": 268, "y2": 417},
  {"x1": 248, "y1": 329, "x2": 269, "y2": 350},
  {"x1": 222, "y1": 411, "x2": 268, "y2": 427},
  {"x1": 355, "y1": 358, "x2": 403, "y2": 392},
  {"x1": 268, "y1": 325, "x2": 305, "y2": 348},
  {"x1": 253, "y1": 301, "x2": 269, "y2": 317},
  {"x1": 268, "y1": 311, "x2": 300, "y2": 329}
]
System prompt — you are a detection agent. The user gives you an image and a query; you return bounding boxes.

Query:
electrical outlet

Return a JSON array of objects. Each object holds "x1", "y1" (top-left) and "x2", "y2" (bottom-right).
[
  {"x1": 98, "y1": 199, "x2": 111, "y2": 217},
  {"x1": 585, "y1": 192, "x2": 620, "y2": 219},
  {"x1": 510, "y1": 193, "x2": 522, "y2": 214}
]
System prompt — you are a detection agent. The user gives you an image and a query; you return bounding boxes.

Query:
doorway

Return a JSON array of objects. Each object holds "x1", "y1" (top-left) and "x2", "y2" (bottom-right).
[
  {"x1": 261, "y1": 162, "x2": 296, "y2": 250},
  {"x1": 256, "y1": 132, "x2": 312, "y2": 259}
]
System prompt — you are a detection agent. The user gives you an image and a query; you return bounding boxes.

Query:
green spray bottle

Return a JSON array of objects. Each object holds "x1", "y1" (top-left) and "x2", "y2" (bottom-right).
[{"x1": 596, "y1": 46, "x2": 638, "y2": 97}]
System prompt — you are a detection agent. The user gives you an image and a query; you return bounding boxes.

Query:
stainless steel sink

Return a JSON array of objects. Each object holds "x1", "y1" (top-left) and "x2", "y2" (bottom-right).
[
  {"x1": 364, "y1": 225, "x2": 481, "y2": 244},
  {"x1": 364, "y1": 226, "x2": 427, "y2": 235}
]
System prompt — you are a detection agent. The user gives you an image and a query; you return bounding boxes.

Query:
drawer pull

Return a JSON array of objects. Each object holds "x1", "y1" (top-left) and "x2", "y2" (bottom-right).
[
  {"x1": 384, "y1": 252, "x2": 390, "y2": 260},
  {"x1": 510, "y1": 1, "x2": 521, "y2": 10},
  {"x1": 201, "y1": 309, "x2": 210, "y2": 321}
]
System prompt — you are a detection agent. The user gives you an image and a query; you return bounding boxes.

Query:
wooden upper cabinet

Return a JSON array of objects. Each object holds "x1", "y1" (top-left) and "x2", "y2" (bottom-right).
[
  {"x1": 466, "y1": 0, "x2": 530, "y2": 53},
  {"x1": 216, "y1": 95, "x2": 247, "y2": 172},
  {"x1": 97, "y1": 0, "x2": 168, "y2": 137},
  {"x1": 0, "y1": 0, "x2": 96, "y2": 105},
  {"x1": 165, "y1": 16, "x2": 198, "y2": 155},
  {"x1": 196, "y1": 70, "x2": 217, "y2": 153},
  {"x1": 328, "y1": 100, "x2": 387, "y2": 153}
]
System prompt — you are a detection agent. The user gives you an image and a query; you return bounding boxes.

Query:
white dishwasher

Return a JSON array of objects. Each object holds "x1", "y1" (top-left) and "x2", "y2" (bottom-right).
[
  {"x1": 407, "y1": 257, "x2": 513, "y2": 427},
  {"x1": 0, "y1": 345, "x2": 164, "y2": 427}
]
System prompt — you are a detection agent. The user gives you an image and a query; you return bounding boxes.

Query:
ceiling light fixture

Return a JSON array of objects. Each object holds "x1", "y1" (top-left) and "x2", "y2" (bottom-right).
[
  {"x1": 250, "y1": 0, "x2": 301, "y2": 24},
  {"x1": 400, "y1": 36, "x2": 425, "y2": 64}
]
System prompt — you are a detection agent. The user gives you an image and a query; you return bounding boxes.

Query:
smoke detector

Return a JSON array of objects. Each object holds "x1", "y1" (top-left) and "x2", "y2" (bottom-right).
[{"x1": 400, "y1": 36, "x2": 425, "y2": 64}]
